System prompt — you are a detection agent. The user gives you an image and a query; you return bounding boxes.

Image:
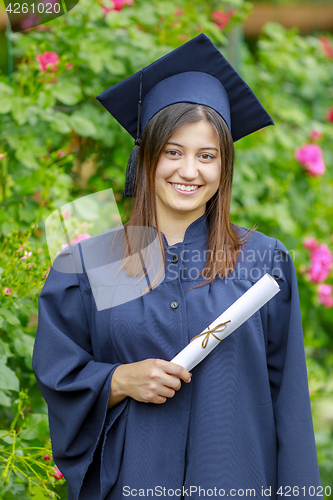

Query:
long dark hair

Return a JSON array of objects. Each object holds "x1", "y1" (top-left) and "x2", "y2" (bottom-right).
[{"x1": 121, "y1": 102, "x2": 247, "y2": 287}]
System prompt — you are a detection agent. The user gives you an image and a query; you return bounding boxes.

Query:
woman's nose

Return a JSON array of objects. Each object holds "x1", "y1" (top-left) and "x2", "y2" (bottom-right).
[{"x1": 177, "y1": 156, "x2": 199, "y2": 180}]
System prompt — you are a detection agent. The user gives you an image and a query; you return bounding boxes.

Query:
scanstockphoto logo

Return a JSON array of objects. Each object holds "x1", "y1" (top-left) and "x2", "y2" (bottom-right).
[{"x1": 4, "y1": 0, "x2": 79, "y2": 32}]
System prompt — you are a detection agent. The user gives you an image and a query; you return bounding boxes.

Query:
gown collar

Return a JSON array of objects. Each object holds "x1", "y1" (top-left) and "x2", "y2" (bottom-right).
[{"x1": 161, "y1": 213, "x2": 208, "y2": 248}]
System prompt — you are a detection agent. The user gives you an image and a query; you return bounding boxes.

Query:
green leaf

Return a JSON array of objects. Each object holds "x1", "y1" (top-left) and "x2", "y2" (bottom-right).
[
  {"x1": 11, "y1": 97, "x2": 27, "y2": 125},
  {"x1": 0, "y1": 362, "x2": 20, "y2": 392},
  {"x1": 37, "y1": 91, "x2": 56, "y2": 109},
  {"x1": 13, "y1": 334, "x2": 34, "y2": 358},
  {"x1": 0, "y1": 308, "x2": 21, "y2": 325},
  {"x1": 0, "y1": 389, "x2": 12, "y2": 407},
  {"x1": 70, "y1": 114, "x2": 97, "y2": 137},
  {"x1": 0, "y1": 96, "x2": 12, "y2": 114},
  {"x1": 51, "y1": 81, "x2": 83, "y2": 105},
  {"x1": 20, "y1": 414, "x2": 49, "y2": 441},
  {"x1": 0, "y1": 82, "x2": 14, "y2": 95},
  {"x1": 50, "y1": 115, "x2": 71, "y2": 134}
]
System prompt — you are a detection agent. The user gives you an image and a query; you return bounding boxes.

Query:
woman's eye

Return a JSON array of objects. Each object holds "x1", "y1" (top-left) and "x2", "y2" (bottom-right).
[
  {"x1": 200, "y1": 153, "x2": 214, "y2": 160},
  {"x1": 166, "y1": 150, "x2": 180, "y2": 157}
]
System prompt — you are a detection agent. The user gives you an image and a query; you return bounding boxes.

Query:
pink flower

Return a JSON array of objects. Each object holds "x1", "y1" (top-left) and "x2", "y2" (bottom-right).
[
  {"x1": 111, "y1": 0, "x2": 133, "y2": 10},
  {"x1": 0, "y1": 153, "x2": 6, "y2": 160},
  {"x1": 326, "y1": 107, "x2": 333, "y2": 123},
  {"x1": 308, "y1": 244, "x2": 333, "y2": 283},
  {"x1": 57, "y1": 150, "x2": 66, "y2": 158},
  {"x1": 18, "y1": 246, "x2": 24, "y2": 251},
  {"x1": 70, "y1": 233, "x2": 91, "y2": 244},
  {"x1": 4, "y1": 288, "x2": 12, "y2": 295},
  {"x1": 102, "y1": 0, "x2": 133, "y2": 14},
  {"x1": 295, "y1": 144, "x2": 326, "y2": 177},
  {"x1": 309, "y1": 129, "x2": 322, "y2": 142},
  {"x1": 20, "y1": 14, "x2": 40, "y2": 30},
  {"x1": 37, "y1": 51, "x2": 60, "y2": 73},
  {"x1": 51, "y1": 466, "x2": 64, "y2": 480},
  {"x1": 174, "y1": 7, "x2": 184, "y2": 17},
  {"x1": 20, "y1": 251, "x2": 32, "y2": 261},
  {"x1": 303, "y1": 237, "x2": 319, "y2": 251},
  {"x1": 66, "y1": 63, "x2": 73, "y2": 69},
  {"x1": 319, "y1": 36, "x2": 333, "y2": 59},
  {"x1": 43, "y1": 454, "x2": 51, "y2": 461},
  {"x1": 212, "y1": 10, "x2": 230, "y2": 30},
  {"x1": 27, "y1": 264, "x2": 33, "y2": 270},
  {"x1": 61, "y1": 210, "x2": 70, "y2": 219},
  {"x1": 318, "y1": 284, "x2": 333, "y2": 308}
]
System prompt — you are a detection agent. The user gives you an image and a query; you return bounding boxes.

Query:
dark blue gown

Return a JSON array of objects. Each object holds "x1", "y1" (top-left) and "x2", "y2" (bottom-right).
[{"x1": 33, "y1": 214, "x2": 322, "y2": 499}]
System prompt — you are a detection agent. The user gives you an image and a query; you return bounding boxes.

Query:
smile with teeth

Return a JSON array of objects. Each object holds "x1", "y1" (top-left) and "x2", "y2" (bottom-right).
[{"x1": 170, "y1": 183, "x2": 201, "y2": 192}]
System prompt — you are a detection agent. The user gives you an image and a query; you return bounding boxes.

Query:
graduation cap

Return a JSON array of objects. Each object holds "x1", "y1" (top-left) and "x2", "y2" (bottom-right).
[{"x1": 96, "y1": 33, "x2": 274, "y2": 196}]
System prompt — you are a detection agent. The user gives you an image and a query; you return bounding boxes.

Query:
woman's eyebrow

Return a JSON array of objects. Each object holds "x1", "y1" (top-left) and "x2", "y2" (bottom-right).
[{"x1": 166, "y1": 141, "x2": 219, "y2": 151}]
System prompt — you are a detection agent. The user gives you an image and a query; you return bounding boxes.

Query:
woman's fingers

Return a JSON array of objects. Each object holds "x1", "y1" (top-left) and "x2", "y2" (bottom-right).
[{"x1": 110, "y1": 358, "x2": 192, "y2": 406}]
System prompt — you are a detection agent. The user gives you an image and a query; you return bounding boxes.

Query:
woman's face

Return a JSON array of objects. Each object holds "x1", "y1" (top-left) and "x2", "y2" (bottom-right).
[{"x1": 154, "y1": 120, "x2": 221, "y2": 222}]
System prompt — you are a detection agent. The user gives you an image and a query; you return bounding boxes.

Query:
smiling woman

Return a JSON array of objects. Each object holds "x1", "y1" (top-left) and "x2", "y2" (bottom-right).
[{"x1": 33, "y1": 33, "x2": 322, "y2": 500}]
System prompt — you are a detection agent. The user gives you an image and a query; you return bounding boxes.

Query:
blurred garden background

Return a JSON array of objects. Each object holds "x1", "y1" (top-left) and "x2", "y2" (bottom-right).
[{"x1": 0, "y1": 0, "x2": 332, "y2": 498}]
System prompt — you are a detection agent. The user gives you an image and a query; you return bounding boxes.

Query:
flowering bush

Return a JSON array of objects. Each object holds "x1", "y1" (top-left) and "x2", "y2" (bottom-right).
[{"x1": 0, "y1": 1, "x2": 332, "y2": 495}]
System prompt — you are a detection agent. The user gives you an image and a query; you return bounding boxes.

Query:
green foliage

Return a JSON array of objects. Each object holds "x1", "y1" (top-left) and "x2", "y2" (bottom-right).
[{"x1": 0, "y1": 0, "x2": 332, "y2": 497}]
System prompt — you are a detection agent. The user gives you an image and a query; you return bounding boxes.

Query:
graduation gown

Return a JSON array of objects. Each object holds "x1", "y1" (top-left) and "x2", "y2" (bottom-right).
[{"x1": 33, "y1": 214, "x2": 322, "y2": 499}]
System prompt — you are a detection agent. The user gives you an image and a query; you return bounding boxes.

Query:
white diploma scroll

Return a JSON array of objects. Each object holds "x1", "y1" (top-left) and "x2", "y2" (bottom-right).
[{"x1": 170, "y1": 273, "x2": 280, "y2": 371}]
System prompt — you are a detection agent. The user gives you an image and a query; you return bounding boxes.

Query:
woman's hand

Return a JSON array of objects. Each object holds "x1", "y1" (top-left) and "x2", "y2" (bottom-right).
[{"x1": 108, "y1": 359, "x2": 192, "y2": 408}]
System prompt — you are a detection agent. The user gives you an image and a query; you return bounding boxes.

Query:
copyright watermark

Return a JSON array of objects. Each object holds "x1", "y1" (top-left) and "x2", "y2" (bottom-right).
[
  {"x1": 122, "y1": 485, "x2": 331, "y2": 498},
  {"x1": 4, "y1": 0, "x2": 79, "y2": 32}
]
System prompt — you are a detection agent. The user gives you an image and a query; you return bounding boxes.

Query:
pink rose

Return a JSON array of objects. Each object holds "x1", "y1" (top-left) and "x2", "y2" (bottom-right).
[
  {"x1": 318, "y1": 284, "x2": 333, "y2": 308},
  {"x1": 70, "y1": 233, "x2": 91, "y2": 244},
  {"x1": 51, "y1": 466, "x2": 64, "y2": 480},
  {"x1": 326, "y1": 107, "x2": 333, "y2": 123},
  {"x1": 308, "y1": 244, "x2": 333, "y2": 283},
  {"x1": 37, "y1": 51, "x2": 60, "y2": 73},
  {"x1": 4, "y1": 288, "x2": 12, "y2": 295},
  {"x1": 309, "y1": 130, "x2": 322, "y2": 141},
  {"x1": 303, "y1": 237, "x2": 318, "y2": 251},
  {"x1": 319, "y1": 36, "x2": 333, "y2": 59},
  {"x1": 295, "y1": 144, "x2": 326, "y2": 177},
  {"x1": 212, "y1": 10, "x2": 230, "y2": 30},
  {"x1": 111, "y1": 0, "x2": 133, "y2": 10}
]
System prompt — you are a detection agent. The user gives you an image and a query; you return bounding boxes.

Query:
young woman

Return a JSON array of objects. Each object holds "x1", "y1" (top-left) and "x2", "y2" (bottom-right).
[{"x1": 33, "y1": 34, "x2": 321, "y2": 500}]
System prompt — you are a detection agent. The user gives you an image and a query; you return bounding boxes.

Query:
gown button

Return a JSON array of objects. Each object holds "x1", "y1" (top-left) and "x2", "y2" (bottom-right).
[
  {"x1": 170, "y1": 301, "x2": 179, "y2": 309},
  {"x1": 171, "y1": 254, "x2": 179, "y2": 264}
]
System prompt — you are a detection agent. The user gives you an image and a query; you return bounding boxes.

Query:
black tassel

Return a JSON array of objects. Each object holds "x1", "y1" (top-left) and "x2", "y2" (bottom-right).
[
  {"x1": 123, "y1": 140, "x2": 140, "y2": 197},
  {"x1": 123, "y1": 69, "x2": 144, "y2": 197}
]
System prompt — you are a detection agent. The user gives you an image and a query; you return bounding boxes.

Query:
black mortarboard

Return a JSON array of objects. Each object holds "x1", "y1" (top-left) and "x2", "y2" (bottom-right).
[{"x1": 96, "y1": 33, "x2": 274, "y2": 196}]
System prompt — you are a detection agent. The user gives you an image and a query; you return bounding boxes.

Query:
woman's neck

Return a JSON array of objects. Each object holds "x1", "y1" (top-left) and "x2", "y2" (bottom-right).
[{"x1": 157, "y1": 209, "x2": 206, "y2": 246}]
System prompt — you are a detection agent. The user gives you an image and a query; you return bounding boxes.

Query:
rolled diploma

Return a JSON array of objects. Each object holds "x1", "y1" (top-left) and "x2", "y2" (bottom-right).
[{"x1": 170, "y1": 273, "x2": 280, "y2": 371}]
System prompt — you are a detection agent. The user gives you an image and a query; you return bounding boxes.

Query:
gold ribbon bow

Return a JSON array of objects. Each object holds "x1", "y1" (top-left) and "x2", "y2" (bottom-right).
[{"x1": 190, "y1": 320, "x2": 231, "y2": 348}]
